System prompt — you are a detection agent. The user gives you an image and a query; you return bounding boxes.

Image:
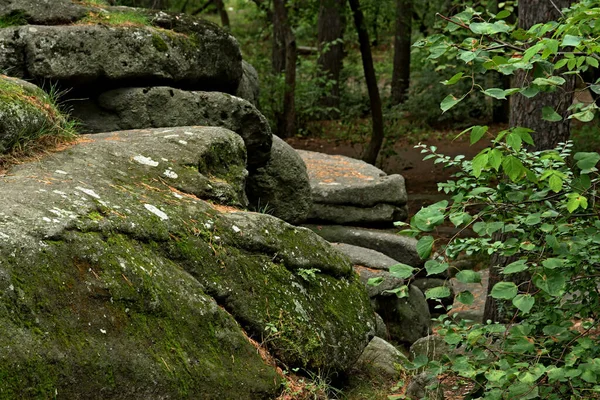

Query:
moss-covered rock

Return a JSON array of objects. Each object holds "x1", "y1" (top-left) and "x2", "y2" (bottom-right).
[
  {"x1": 0, "y1": 75, "x2": 74, "y2": 154},
  {"x1": 0, "y1": 125, "x2": 375, "y2": 396}
]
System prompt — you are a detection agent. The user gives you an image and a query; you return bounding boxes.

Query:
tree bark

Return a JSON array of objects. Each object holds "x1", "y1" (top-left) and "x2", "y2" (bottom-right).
[
  {"x1": 483, "y1": 0, "x2": 574, "y2": 323},
  {"x1": 317, "y1": 0, "x2": 346, "y2": 118},
  {"x1": 348, "y1": 0, "x2": 384, "y2": 165},
  {"x1": 272, "y1": 0, "x2": 287, "y2": 73},
  {"x1": 274, "y1": 0, "x2": 297, "y2": 138},
  {"x1": 214, "y1": 0, "x2": 230, "y2": 28},
  {"x1": 390, "y1": 0, "x2": 412, "y2": 105}
]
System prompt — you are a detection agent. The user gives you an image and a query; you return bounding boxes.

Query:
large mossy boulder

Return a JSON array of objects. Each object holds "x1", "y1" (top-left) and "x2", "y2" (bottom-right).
[
  {"x1": 0, "y1": 9, "x2": 242, "y2": 93},
  {"x1": 73, "y1": 87, "x2": 272, "y2": 169},
  {"x1": 0, "y1": 126, "x2": 375, "y2": 397},
  {"x1": 0, "y1": 75, "x2": 72, "y2": 154}
]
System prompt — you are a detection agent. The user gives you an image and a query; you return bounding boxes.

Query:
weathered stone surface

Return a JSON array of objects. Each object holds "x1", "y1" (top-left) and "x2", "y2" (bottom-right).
[
  {"x1": 305, "y1": 225, "x2": 422, "y2": 268},
  {"x1": 236, "y1": 60, "x2": 260, "y2": 106},
  {"x1": 356, "y1": 337, "x2": 408, "y2": 377},
  {"x1": 331, "y1": 243, "x2": 399, "y2": 271},
  {"x1": 409, "y1": 335, "x2": 450, "y2": 362},
  {"x1": 0, "y1": 0, "x2": 88, "y2": 25},
  {"x1": 309, "y1": 203, "x2": 408, "y2": 225},
  {"x1": 354, "y1": 266, "x2": 404, "y2": 298},
  {"x1": 246, "y1": 135, "x2": 311, "y2": 224},
  {"x1": 374, "y1": 285, "x2": 430, "y2": 346},
  {"x1": 374, "y1": 313, "x2": 389, "y2": 339},
  {"x1": 0, "y1": 125, "x2": 375, "y2": 396},
  {"x1": 0, "y1": 75, "x2": 68, "y2": 153},
  {"x1": 298, "y1": 150, "x2": 407, "y2": 207},
  {"x1": 406, "y1": 372, "x2": 444, "y2": 400},
  {"x1": 0, "y1": 23, "x2": 242, "y2": 93},
  {"x1": 73, "y1": 87, "x2": 272, "y2": 169}
]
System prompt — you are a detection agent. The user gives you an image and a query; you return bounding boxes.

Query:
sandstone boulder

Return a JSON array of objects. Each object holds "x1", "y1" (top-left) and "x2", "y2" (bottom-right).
[{"x1": 0, "y1": 125, "x2": 375, "y2": 397}]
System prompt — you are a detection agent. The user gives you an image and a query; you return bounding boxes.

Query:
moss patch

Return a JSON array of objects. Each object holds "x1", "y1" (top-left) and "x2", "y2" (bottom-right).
[
  {"x1": 0, "y1": 11, "x2": 27, "y2": 28},
  {"x1": 78, "y1": 9, "x2": 150, "y2": 27}
]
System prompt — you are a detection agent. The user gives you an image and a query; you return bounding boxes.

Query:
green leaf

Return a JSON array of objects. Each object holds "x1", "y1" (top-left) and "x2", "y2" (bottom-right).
[
  {"x1": 488, "y1": 149, "x2": 503, "y2": 170},
  {"x1": 491, "y1": 282, "x2": 518, "y2": 300},
  {"x1": 470, "y1": 125, "x2": 488, "y2": 144},
  {"x1": 533, "y1": 270, "x2": 566, "y2": 296},
  {"x1": 503, "y1": 260, "x2": 528, "y2": 274},
  {"x1": 472, "y1": 151, "x2": 489, "y2": 178},
  {"x1": 520, "y1": 87, "x2": 539, "y2": 98},
  {"x1": 547, "y1": 367, "x2": 566, "y2": 382},
  {"x1": 483, "y1": 88, "x2": 509, "y2": 100},
  {"x1": 425, "y1": 259, "x2": 448, "y2": 275},
  {"x1": 548, "y1": 174, "x2": 563, "y2": 192},
  {"x1": 506, "y1": 132, "x2": 522, "y2": 150},
  {"x1": 449, "y1": 212, "x2": 472, "y2": 227},
  {"x1": 524, "y1": 213, "x2": 541, "y2": 225},
  {"x1": 441, "y1": 72, "x2": 464, "y2": 85},
  {"x1": 425, "y1": 285, "x2": 452, "y2": 299},
  {"x1": 580, "y1": 369, "x2": 596, "y2": 383},
  {"x1": 566, "y1": 193, "x2": 588, "y2": 212},
  {"x1": 502, "y1": 156, "x2": 526, "y2": 182},
  {"x1": 542, "y1": 106, "x2": 562, "y2": 121},
  {"x1": 496, "y1": 10, "x2": 510, "y2": 19},
  {"x1": 587, "y1": 57, "x2": 599, "y2": 68},
  {"x1": 456, "y1": 291, "x2": 474, "y2": 305},
  {"x1": 367, "y1": 277, "x2": 384, "y2": 286},
  {"x1": 456, "y1": 270, "x2": 482, "y2": 284},
  {"x1": 383, "y1": 285, "x2": 409, "y2": 298},
  {"x1": 532, "y1": 76, "x2": 566, "y2": 86},
  {"x1": 470, "y1": 21, "x2": 511, "y2": 34},
  {"x1": 411, "y1": 200, "x2": 448, "y2": 232},
  {"x1": 561, "y1": 34, "x2": 583, "y2": 47},
  {"x1": 416, "y1": 236, "x2": 434, "y2": 260},
  {"x1": 542, "y1": 258, "x2": 565, "y2": 269},
  {"x1": 513, "y1": 294, "x2": 535, "y2": 314},
  {"x1": 440, "y1": 94, "x2": 466, "y2": 113},
  {"x1": 571, "y1": 109, "x2": 595, "y2": 122},
  {"x1": 389, "y1": 263, "x2": 415, "y2": 279},
  {"x1": 574, "y1": 152, "x2": 600, "y2": 171}
]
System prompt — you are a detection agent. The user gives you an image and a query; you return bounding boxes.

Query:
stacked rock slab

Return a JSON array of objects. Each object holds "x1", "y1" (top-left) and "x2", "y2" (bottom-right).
[{"x1": 297, "y1": 150, "x2": 408, "y2": 225}]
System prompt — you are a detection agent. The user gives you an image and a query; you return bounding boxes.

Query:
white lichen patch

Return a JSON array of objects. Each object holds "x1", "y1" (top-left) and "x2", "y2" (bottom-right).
[
  {"x1": 163, "y1": 134, "x2": 179, "y2": 138},
  {"x1": 232, "y1": 225, "x2": 241, "y2": 233},
  {"x1": 76, "y1": 187, "x2": 101, "y2": 199},
  {"x1": 184, "y1": 131, "x2": 194, "y2": 135},
  {"x1": 0, "y1": 232, "x2": 9, "y2": 240},
  {"x1": 144, "y1": 204, "x2": 169, "y2": 220},
  {"x1": 178, "y1": 140, "x2": 188, "y2": 145},
  {"x1": 172, "y1": 192, "x2": 183, "y2": 199},
  {"x1": 133, "y1": 155, "x2": 159, "y2": 167},
  {"x1": 53, "y1": 190, "x2": 67, "y2": 196},
  {"x1": 161, "y1": 129, "x2": 174, "y2": 133},
  {"x1": 163, "y1": 169, "x2": 178, "y2": 179}
]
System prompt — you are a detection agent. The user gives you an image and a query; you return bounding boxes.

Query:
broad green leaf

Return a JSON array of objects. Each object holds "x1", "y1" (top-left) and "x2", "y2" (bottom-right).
[
  {"x1": 486, "y1": 370, "x2": 507, "y2": 382},
  {"x1": 574, "y1": 152, "x2": 600, "y2": 171},
  {"x1": 561, "y1": 34, "x2": 582, "y2": 47},
  {"x1": 506, "y1": 132, "x2": 522, "y2": 150},
  {"x1": 470, "y1": 21, "x2": 511, "y2": 34},
  {"x1": 514, "y1": 127, "x2": 534, "y2": 145},
  {"x1": 513, "y1": 294, "x2": 535, "y2": 314},
  {"x1": 456, "y1": 270, "x2": 482, "y2": 284},
  {"x1": 425, "y1": 285, "x2": 452, "y2": 299},
  {"x1": 483, "y1": 88, "x2": 508, "y2": 100},
  {"x1": 496, "y1": 10, "x2": 510, "y2": 19},
  {"x1": 532, "y1": 76, "x2": 566, "y2": 86},
  {"x1": 519, "y1": 365, "x2": 546, "y2": 384},
  {"x1": 502, "y1": 156, "x2": 526, "y2": 182},
  {"x1": 547, "y1": 367, "x2": 566, "y2": 382},
  {"x1": 441, "y1": 94, "x2": 466, "y2": 113},
  {"x1": 383, "y1": 285, "x2": 409, "y2": 298},
  {"x1": 488, "y1": 148, "x2": 503, "y2": 170},
  {"x1": 524, "y1": 213, "x2": 541, "y2": 225},
  {"x1": 520, "y1": 87, "x2": 539, "y2": 98},
  {"x1": 389, "y1": 263, "x2": 415, "y2": 279},
  {"x1": 416, "y1": 236, "x2": 434, "y2": 260},
  {"x1": 503, "y1": 260, "x2": 528, "y2": 274},
  {"x1": 571, "y1": 109, "x2": 595, "y2": 122},
  {"x1": 470, "y1": 125, "x2": 488, "y2": 144},
  {"x1": 542, "y1": 258, "x2": 564, "y2": 269},
  {"x1": 472, "y1": 151, "x2": 489, "y2": 178},
  {"x1": 542, "y1": 106, "x2": 562, "y2": 121},
  {"x1": 449, "y1": 212, "x2": 472, "y2": 227},
  {"x1": 425, "y1": 259, "x2": 448, "y2": 275},
  {"x1": 591, "y1": 85, "x2": 600, "y2": 95},
  {"x1": 580, "y1": 369, "x2": 596, "y2": 383},
  {"x1": 548, "y1": 174, "x2": 563, "y2": 192},
  {"x1": 444, "y1": 331, "x2": 462, "y2": 345},
  {"x1": 566, "y1": 193, "x2": 588, "y2": 212},
  {"x1": 533, "y1": 270, "x2": 566, "y2": 296},
  {"x1": 411, "y1": 200, "x2": 448, "y2": 232},
  {"x1": 587, "y1": 57, "x2": 599, "y2": 68},
  {"x1": 491, "y1": 282, "x2": 518, "y2": 300},
  {"x1": 456, "y1": 291, "x2": 474, "y2": 305},
  {"x1": 441, "y1": 72, "x2": 464, "y2": 85},
  {"x1": 367, "y1": 277, "x2": 384, "y2": 286}
]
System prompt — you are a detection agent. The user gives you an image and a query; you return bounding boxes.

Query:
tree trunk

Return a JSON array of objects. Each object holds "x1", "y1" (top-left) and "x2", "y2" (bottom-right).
[
  {"x1": 317, "y1": 0, "x2": 346, "y2": 118},
  {"x1": 348, "y1": 0, "x2": 384, "y2": 165},
  {"x1": 509, "y1": 0, "x2": 574, "y2": 150},
  {"x1": 272, "y1": 0, "x2": 287, "y2": 73},
  {"x1": 483, "y1": 0, "x2": 574, "y2": 323},
  {"x1": 274, "y1": 0, "x2": 297, "y2": 138},
  {"x1": 214, "y1": 0, "x2": 230, "y2": 28},
  {"x1": 390, "y1": 0, "x2": 412, "y2": 105}
]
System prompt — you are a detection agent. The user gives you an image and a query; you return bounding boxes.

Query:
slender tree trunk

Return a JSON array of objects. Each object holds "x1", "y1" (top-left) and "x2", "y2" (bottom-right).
[
  {"x1": 272, "y1": 0, "x2": 287, "y2": 73},
  {"x1": 348, "y1": 0, "x2": 384, "y2": 165},
  {"x1": 214, "y1": 0, "x2": 230, "y2": 28},
  {"x1": 317, "y1": 0, "x2": 346, "y2": 118},
  {"x1": 274, "y1": 0, "x2": 297, "y2": 138},
  {"x1": 390, "y1": 0, "x2": 412, "y2": 105},
  {"x1": 483, "y1": 0, "x2": 574, "y2": 323}
]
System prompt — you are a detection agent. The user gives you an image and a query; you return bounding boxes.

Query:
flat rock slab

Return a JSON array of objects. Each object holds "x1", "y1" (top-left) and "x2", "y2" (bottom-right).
[
  {"x1": 309, "y1": 203, "x2": 408, "y2": 225},
  {"x1": 0, "y1": 23, "x2": 241, "y2": 93},
  {"x1": 0, "y1": 0, "x2": 88, "y2": 24},
  {"x1": 332, "y1": 243, "x2": 400, "y2": 270},
  {"x1": 305, "y1": 225, "x2": 422, "y2": 268},
  {"x1": 297, "y1": 150, "x2": 407, "y2": 207}
]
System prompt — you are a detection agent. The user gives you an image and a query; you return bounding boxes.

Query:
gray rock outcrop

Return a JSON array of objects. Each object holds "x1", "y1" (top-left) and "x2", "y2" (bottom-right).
[
  {"x1": 306, "y1": 225, "x2": 422, "y2": 268},
  {"x1": 0, "y1": 0, "x2": 88, "y2": 25},
  {"x1": 236, "y1": 60, "x2": 260, "y2": 106},
  {"x1": 0, "y1": 125, "x2": 375, "y2": 397},
  {"x1": 246, "y1": 135, "x2": 312, "y2": 224},
  {"x1": 355, "y1": 337, "x2": 408, "y2": 377},
  {"x1": 298, "y1": 150, "x2": 408, "y2": 226},
  {"x1": 73, "y1": 87, "x2": 272, "y2": 169}
]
